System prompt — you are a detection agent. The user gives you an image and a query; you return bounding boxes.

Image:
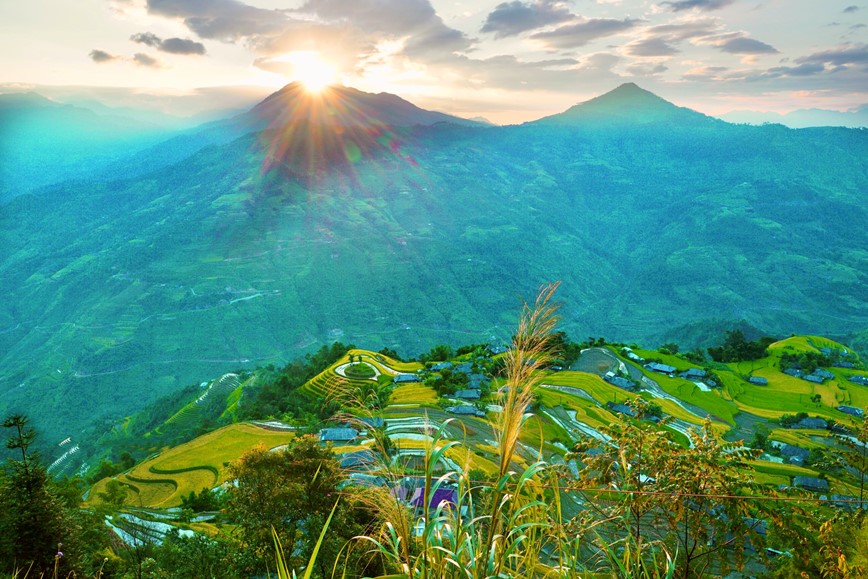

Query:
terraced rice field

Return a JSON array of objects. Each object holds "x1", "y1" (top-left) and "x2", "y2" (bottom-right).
[{"x1": 89, "y1": 423, "x2": 296, "y2": 508}]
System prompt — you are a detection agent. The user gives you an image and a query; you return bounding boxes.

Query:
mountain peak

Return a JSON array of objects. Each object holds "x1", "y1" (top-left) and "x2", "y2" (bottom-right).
[
  {"x1": 535, "y1": 83, "x2": 714, "y2": 126},
  {"x1": 247, "y1": 82, "x2": 479, "y2": 130}
]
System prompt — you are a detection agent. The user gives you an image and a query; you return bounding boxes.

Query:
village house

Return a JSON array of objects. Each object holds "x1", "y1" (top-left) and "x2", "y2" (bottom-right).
[
  {"x1": 393, "y1": 373, "x2": 422, "y2": 383},
  {"x1": 604, "y1": 372, "x2": 636, "y2": 391},
  {"x1": 837, "y1": 405, "x2": 864, "y2": 418},
  {"x1": 794, "y1": 416, "x2": 828, "y2": 430},
  {"x1": 446, "y1": 405, "x2": 486, "y2": 417},
  {"x1": 453, "y1": 389, "x2": 482, "y2": 401},
  {"x1": 679, "y1": 368, "x2": 707, "y2": 380},
  {"x1": 748, "y1": 376, "x2": 768, "y2": 386},
  {"x1": 319, "y1": 427, "x2": 359, "y2": 444},
  {"x1": 644, "y1": 362, "x2": 676, "y2": 375},
  {"x1": 792, "y1": 476, "x2": 830, "y2": 493}
]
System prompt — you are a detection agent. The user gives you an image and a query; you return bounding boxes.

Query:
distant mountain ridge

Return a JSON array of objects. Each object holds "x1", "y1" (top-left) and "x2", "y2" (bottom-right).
[
  {"x1": 721, "y1": 105, "x2": 868, "y2": 129},
  {"x1": 1, "y1": 82, "x2": 866, "y2": 448},
  {"x1": 536, "y1": 82, "x2": 717, "y2": 125}
]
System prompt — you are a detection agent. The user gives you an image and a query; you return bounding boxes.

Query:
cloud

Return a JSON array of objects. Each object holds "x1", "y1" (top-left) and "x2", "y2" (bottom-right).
[
  {"x1": 716, "y1": 36, "x2": 778, "y2": 54},
  {"x1": 130, "y1": 32, "x2": 162, "y2": 47},
  {"x1": 297, "y1": 0, "x2": 473, "y2": 60},
  {"x1": 133, "y1": 52, "x2": 162, "y2": 67},
  {"x1": 662, "y1": 0, "x2": 736, "y2": 12},
  {"x1": 531, "y1": 18, "x2": 641, "y2": 49},
  {"x1": 480, "y1": 0, "x2": 574, "y2": 38},
  {"x1": 796, "y1": 43, "x2": 868, "y2": 67},
  {"x1": 757, "y1": 62, "x2": 826, "y2": 79},
  {"x1": 625, "y1": 62, "x2": 668, "y2": 76},
  {"x1": 131, "y1": 31, "x2": 206, "y2": 55},
  {"x1": 146, "y1": 0, "x2": 288, "y2": 41},
  {"x1": 626, "y1": 37, "x2": 680, "y2": 57},
  {"x1": 700, "y1": 33, "x2": 778, "y2": 55},
  {"x1": 89, "y1": 49, "x2": 119, "y2": 63},
  {"x1": 647, "y1": 20, "x2": 720, "y2": 40},
  {"x1": 681, "y1": 65, "x2": 729, "y2": 81},
  {"x1": 158, "y1": 37, "x2": 207, "y2": 55},
  {"x1": 843, "y1": 5, "x2": 859, "y2": 13}
]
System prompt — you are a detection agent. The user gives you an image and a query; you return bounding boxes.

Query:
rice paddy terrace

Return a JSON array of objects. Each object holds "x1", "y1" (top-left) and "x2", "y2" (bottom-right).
[{"x1": 89, "y1": 337, "x2": 868, "y2": 511}]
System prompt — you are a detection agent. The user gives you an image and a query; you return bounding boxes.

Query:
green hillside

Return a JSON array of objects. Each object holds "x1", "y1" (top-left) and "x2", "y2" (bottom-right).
[
  {"x1": 2, "y1": 84, "x2": 867, "y2": 448},
  {"x1": 90, "y1": 335, "x2": 868, "y2": 512}
]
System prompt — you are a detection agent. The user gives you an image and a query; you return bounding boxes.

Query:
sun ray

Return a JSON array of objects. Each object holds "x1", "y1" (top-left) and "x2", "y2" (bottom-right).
[{"x1": 281, "y1": 51, "x2": 337, "y2": 93}]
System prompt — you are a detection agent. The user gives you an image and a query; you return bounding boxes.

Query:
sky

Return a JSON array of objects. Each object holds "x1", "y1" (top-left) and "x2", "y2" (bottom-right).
[{"x1": 1, "y1": 0, "x2": 866, "y2": 123}]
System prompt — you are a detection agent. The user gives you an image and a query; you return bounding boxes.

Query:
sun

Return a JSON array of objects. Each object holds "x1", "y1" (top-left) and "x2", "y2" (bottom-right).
[{"x1": 283, "y1": 51, "x2": 337, "y2": 93}]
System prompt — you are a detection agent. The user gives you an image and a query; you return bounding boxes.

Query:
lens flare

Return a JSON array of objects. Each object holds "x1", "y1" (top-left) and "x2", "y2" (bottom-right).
[{"x1": 283, "y1": 51, "x2": 337, "y2": 93}]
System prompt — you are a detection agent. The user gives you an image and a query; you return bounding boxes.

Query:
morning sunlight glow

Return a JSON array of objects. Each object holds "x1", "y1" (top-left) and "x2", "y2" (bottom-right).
[{"x1": 283, "y1": 51, "x2": 337, "y2": 93}]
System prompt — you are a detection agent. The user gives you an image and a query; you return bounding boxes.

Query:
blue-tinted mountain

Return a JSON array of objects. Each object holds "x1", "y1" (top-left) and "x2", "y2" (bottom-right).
[
  {"x1": 535, "y1": 82, "x2": 716, "y2": 126},
  {"x1": 0, "y1": 93, "x2": 175, "y2": 200},
  {"x1": 0, "y1": 83, "x2": 865, "y2": 448}
]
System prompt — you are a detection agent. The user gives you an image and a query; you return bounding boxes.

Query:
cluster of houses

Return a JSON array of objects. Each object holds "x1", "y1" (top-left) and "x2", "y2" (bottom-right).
[
  {"x1": 820, "y1": 347, "x2": 857, "y2": 369},
  {"x1": 769, "y1": 441, "x2": 811, "y2": 466},
  {"x1": 781, "y1": 367, "x2": 836, "y2": 384},
  {"x1": 642, "y1": 362, "x2": 720, "y2": 389},
  {"x1": 429, "y1": 359, "x2": 493, "y2": 417}
]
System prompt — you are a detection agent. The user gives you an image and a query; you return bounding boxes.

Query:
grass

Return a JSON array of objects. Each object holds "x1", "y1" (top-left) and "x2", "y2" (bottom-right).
[{"x1": 88, "y1": 423, "x2": 295, "y2": 508}]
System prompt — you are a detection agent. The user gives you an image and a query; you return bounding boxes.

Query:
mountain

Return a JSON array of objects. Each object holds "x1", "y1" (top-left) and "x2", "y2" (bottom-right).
[
  {"x1": 1, "y1": 83, "x2": 866, "y2": 448},
  {"x1": 721, "y1": 105, "x2": 868, "y2": 129},
  {"x1": 91, "y1": 82, "x2": 483, "y2": 189},
  {"x1": 0, "y1": 93, "x2": 176, "y2": 200},
  {"x1": 535, "y1": 82, "x2": 717, "y2": 126}
]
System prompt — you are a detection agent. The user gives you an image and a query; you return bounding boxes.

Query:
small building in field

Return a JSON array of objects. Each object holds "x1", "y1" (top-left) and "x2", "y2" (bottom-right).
[
  {"x1": 795, "y1": 417, "x2": 828, "y2": 430},
  {"x1": 604, "y1": 372, "x2": 636, "y2": 391},
  {"x1": 748, "y1": 376, "x2": 768, "y2": 386},
  {"x1": 792, "y1": 476, "x2": 829, "y2": 493},
  {"x1": 393, "y1": 373, "x2": 421, "y2": 383},
  {"x1": 454, "y1": 389, "x2": 482, "y2": 401},
  {"x1": 805, "y1": 374, "x2": 825, "y2": 384},
  {"x1": 645, "y1": 362, "x2": 676, "y2": 375},
  {"x1": 319, "y1": 428, "x2": 359, "y2": 444},
  {"x1": 778, "y1": 443, "x2": 810, "y2": 465},
  {"x1": 680, "y1": 368, "x2": 707, "y2": 380},
  {"x1": 607, "y1": 402, "x2": 635, "y2": 418},
  {"x1": 848, "y1": 375, "x2": 868, "y2": 386},
  {"x1": 837, "y1": 405, "x2": 864, "y2": 418},
  {"x1": 430, "y1": 362, "x2": 452, "y2": 371},
  {"x1": 453, "y1": 362, "x2": 473, "y2": 374}
]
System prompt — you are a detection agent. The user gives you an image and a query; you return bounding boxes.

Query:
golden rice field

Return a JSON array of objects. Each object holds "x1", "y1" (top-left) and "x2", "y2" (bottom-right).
[{"x1": 88, "y1": 423, "x2": 296, "y2": 508}]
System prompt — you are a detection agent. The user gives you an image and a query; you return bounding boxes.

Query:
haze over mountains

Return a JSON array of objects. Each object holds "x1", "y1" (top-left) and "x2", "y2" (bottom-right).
[{"x1": 1, "y1": 82, "x2": 866, "y2": 447}]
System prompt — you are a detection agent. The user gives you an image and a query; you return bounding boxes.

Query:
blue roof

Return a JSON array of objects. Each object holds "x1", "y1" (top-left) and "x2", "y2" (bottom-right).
[
  {"x1": 609, "y1": 403, "x2": 635, "y2": 417},
  {"x1": 393, "y1": 373, "x2": 421, "y2": 383},
  {"x1": 793, "y1": 476, "x2": 829, "y2": 492},
  {"x1": 749, "y1": 376, "x2": 768, "y2": 385},
  {"x1": 454, "y1": 389, "x2": 481, "y2": 400},
  {"x1": 646, "y1": 362, "x2": 676, "y2": 374},
  {"x1": 319, "y1": 428, "x2": 359, "y2": 442}
]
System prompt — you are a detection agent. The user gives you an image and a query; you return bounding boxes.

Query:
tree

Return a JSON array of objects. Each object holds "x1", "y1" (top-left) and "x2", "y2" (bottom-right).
[
  {"x1": 570, "y1": 402, "x2": 762, "y2": 577},
  {"x1": 225, "y1": 435, "x2": 358, "y2": 574},
  {"x1": 0, "y1": 415, "x2": 78, "y2": 575}
]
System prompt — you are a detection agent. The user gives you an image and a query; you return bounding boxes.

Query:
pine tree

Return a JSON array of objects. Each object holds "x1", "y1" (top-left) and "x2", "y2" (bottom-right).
[{"x1": 0, "y1": 414, "x2": 73, "y2": 574}]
